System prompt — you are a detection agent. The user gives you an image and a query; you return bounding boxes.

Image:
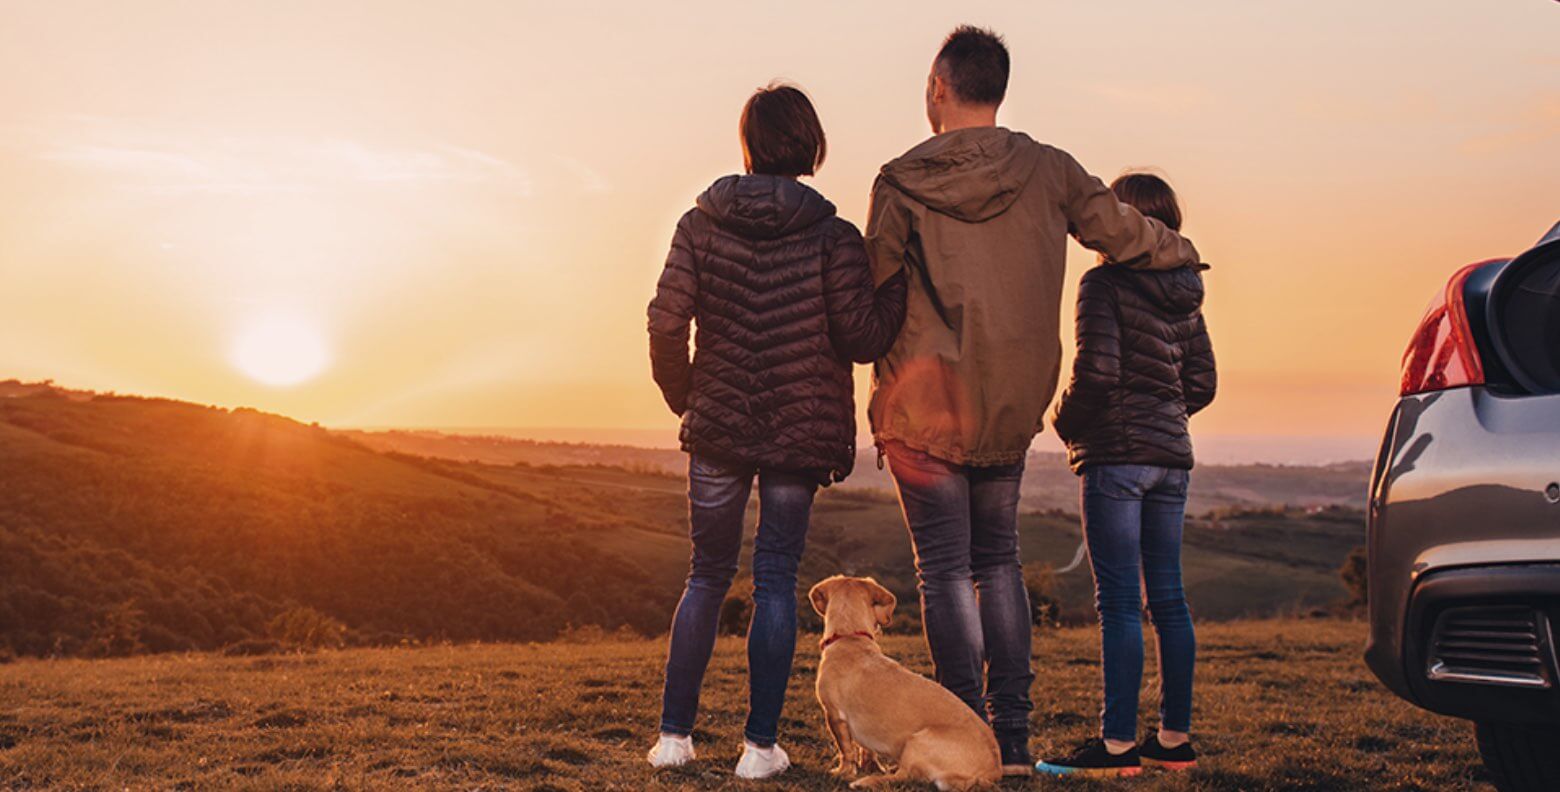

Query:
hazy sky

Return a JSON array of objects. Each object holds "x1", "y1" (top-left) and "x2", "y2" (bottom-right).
[{"x1": 1, "y1": 1, "x2": 1555, "y2": 459}]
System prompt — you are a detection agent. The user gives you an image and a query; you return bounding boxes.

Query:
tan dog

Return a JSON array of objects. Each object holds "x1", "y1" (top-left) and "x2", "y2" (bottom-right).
[{"x1": 809, "y1": 575, "x2": 1002, "y2": 791}]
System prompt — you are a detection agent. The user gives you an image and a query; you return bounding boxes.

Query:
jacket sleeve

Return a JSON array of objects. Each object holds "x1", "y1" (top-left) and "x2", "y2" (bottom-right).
[
  {"x1": 646, "y1": 213, "x2": 697, "y2": 415},
  {"x1": 864, "y1": 175, "x2": 915, "y2": 287},
  {"x1": 1058, "y1": 151, "x2": 1200, "y2": 271},
  {"x1": 1181, "y1": 313, "x2": 1217, "y2": 416},
  {"x1": 824, "y1": 222, "x2": 908, "y2": 363},
  {"x1": 1051, "y1": 274, "x2": 1122, "y2": 442}
]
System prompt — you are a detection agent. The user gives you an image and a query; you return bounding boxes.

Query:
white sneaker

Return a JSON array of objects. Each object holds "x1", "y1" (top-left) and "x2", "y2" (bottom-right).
[
  {"x1": 734, "y1": 741, "x2": 791, "y2": 779},
  {"x1": 647, "y1": 733, "x2": 695, "y2": 768}
]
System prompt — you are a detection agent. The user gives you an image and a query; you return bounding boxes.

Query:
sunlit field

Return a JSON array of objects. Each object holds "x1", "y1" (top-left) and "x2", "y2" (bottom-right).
[{"x1": 0, "y1": 620, "x2": 1488, "y2": 791}]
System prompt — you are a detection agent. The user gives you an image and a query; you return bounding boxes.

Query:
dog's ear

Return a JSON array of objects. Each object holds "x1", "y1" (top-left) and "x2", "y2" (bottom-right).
[
  {"x1": 809, "y1": 577, "x2": 840, "y2": 617},
  {"x1": 862, "y1": 577, "x2": 897, "y2": 627}
]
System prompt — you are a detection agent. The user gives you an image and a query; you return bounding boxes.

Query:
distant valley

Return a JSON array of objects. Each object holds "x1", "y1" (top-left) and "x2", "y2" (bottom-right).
[{"x1": 340, "y1": 428, "x2": 1373, "y2": 515}]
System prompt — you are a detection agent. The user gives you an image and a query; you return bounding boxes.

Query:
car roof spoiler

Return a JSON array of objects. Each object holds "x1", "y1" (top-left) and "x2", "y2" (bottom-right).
[{"x1": 1538, "y1": 220, "x2": 1560, "y2": 247}]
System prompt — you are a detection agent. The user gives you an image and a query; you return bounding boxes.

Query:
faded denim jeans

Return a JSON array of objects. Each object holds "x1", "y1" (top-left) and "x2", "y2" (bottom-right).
[
  {"x1": 1081, "y1": 464, "x2": 1196, "y2": 743},
  {"x1": 883, "y1": 441, "x2": 1034, "y2": 746},
  {"x1": 658, "y1": 454, "x2": 817, "y2": 747}
]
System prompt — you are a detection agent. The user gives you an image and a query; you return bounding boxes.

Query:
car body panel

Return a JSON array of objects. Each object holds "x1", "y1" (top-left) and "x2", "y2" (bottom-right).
[{"x1": 1366, "y1": 385, "x2": 1560, "y2": 711}]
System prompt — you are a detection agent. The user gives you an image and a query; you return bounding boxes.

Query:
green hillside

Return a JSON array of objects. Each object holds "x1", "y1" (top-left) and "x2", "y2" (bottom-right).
[{"x1": 0, "y1": 386, "x2": 1363, "y2": 658}]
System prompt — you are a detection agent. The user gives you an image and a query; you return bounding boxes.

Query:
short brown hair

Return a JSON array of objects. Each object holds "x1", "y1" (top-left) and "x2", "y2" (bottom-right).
[
  {"x1": 1110, "y1": 173, "x2": 1182, "y2": 231},
  {"x1": 935, "y1": 26, "x2": 1009, "y2": 106},
  {"x1": 740, "y1": 83, "x2": 826, "y2": 177}
]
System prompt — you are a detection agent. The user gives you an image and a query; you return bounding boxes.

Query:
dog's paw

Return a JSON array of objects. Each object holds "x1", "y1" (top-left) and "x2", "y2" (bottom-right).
[{"x1": 829, "y1": 761, "x2": 855, "y2": 778}]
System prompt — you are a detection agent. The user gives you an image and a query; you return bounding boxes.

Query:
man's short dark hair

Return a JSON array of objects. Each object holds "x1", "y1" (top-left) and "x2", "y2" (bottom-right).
[
  {"x1": 935, "y1": 25, "x2": 1009, "y2": 106},
  {"x1": 740, "y1": 83, "x2": 827, "y2": 177}
]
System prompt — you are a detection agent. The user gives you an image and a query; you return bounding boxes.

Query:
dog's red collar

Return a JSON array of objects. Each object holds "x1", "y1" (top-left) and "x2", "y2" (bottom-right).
[{"x1": 820, "y1": 631, "x2": 875, "y2": 650}]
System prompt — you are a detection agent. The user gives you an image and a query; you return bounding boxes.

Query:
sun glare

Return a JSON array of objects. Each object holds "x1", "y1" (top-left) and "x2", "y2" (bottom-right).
[{"x1": 229, "y1": 314, "x2": 332, "y2": 387}]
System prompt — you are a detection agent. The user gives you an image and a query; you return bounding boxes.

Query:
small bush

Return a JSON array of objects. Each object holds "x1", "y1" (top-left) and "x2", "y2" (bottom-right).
[
  {"x1": 717, "y1": 577, "x2": 755, "y2": 637},
  {"x1": 267, "y1": 607, "x2": 346, "y2": 650},
  {"x1": 1339, "y1": 545, "x2": 1368, "y2": 611},
  {"x1": 1025, "y1": 565, "x2": 1062, "y2": 629},
  {"x1": 86, "y1": 600, "x2": 145, "y2": 658}
]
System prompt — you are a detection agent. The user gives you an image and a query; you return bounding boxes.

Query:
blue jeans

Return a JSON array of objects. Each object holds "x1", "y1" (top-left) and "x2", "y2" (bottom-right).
[
  {"x1": 884, "y1": 442, "x2": 1034, "y2": 745},
  {"x1": 1081, "y1": 464, "x2": 1196, "y2": 742},
  {"x1": 658, "y1": 454, "x2": 817, "y2": 747}
]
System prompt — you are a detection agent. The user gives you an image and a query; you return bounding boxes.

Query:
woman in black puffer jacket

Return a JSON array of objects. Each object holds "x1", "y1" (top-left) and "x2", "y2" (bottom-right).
[
  {"x1": 1041, "y1": 174, "x2": 1214, "y2": 777},
  {"x1": 644, "y1": 83, "x2": 905, "y2": 779}
]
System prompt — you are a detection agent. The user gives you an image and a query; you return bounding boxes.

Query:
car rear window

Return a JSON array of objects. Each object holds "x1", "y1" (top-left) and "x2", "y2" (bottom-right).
[{"x1": 1493, "y1": 243, "x2": 1560, "y2": 393}]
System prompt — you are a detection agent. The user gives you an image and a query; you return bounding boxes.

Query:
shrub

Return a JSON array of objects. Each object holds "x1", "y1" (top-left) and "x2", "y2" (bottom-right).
[
  {"x1": 1339, "y1": 545, "x2": 1368, "y2": 611},
  {"x1": 718, "y1": 577, "x2": 755, "y2": 637},
  {"x1": 267, "y1": 606, "x2": 346, "y2": 650},
  {"x1": 1024, "y1": 565, "x2": 1061, "y2": 629},
  {"x1": 85, "y1": 600, "x2": 145, "y2": 658}
]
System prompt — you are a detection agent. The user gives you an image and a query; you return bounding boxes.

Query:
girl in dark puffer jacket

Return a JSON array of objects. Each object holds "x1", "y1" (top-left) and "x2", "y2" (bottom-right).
[
  {"x1": 645, "y1": 83, "x2": 906, "y2": 779},
  {"x1": 1039, "y1": 174, "x2": 1215, "y2": 778}
]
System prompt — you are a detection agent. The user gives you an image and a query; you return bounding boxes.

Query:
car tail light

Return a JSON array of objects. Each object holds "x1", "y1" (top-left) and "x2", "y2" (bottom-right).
[{"x1": 1400, "y1": 262, "x2": 1495, "y2": 396}]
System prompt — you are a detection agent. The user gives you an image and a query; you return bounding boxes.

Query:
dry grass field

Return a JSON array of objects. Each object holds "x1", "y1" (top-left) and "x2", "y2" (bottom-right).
[{"x1": 0, "y1": 619, "x2": 1490, "y2": 791}]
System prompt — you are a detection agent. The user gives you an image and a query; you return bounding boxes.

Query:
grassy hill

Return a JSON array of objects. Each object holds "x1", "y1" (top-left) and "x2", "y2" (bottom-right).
[
  {"x1": 0, "y1": 384, "x2": 1364, "y2": 658},
  {"x1": 0, "y1": 620, "x2": 1490, "y2": 791}
]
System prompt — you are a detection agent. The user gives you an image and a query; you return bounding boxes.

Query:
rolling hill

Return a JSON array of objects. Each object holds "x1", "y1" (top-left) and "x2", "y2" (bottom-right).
[{"x1": 0, "y1": 383, "x2": 1365, "y2": 658}]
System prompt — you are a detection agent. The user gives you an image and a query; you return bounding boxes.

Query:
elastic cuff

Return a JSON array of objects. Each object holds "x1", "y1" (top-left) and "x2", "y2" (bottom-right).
[{"x1": 659, "y1": 721, "x2": 692, "y2": 738}]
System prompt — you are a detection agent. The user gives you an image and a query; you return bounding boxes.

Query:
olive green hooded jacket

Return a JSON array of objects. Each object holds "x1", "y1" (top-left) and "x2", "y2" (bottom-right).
[{"x1": 865, "y1": 127, "x2": 1201, "y2": 466}]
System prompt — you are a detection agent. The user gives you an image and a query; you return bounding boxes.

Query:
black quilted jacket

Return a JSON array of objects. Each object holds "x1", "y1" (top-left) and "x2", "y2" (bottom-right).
[
  {"x1": 647, "y1": 175, "x2": 906, "y2": 483},
  {"x1": 1052, "y1": 265, "x2": 1216, "y2": 473}
]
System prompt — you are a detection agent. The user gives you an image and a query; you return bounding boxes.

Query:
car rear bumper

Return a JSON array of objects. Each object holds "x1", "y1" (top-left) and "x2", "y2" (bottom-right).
[{"x1": 1377, "y1": 564, "x2": 1560, "y2": 725}]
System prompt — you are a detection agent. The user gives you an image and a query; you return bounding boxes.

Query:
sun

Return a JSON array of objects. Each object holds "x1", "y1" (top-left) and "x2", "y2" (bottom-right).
[{"x1": 229, "y1": 314, "x2": 332, "y2": 387}]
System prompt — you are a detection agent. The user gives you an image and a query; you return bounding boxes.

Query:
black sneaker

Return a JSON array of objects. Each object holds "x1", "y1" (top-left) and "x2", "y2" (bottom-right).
[
  {"x1": 1138, "y1": 735, "x2": 1197, "y2": 771},
  {"x1": 997, "y1": 734, "x2": 1033, "y2": 776},
  {"x1": 1034, "y1": 738, "x2": 1142, "y2": 778}
]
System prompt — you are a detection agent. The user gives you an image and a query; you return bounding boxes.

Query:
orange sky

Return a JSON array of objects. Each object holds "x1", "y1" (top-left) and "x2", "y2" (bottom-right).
[{"x1": 1, "y1": 1, "x2": 1555, "y2": 461}]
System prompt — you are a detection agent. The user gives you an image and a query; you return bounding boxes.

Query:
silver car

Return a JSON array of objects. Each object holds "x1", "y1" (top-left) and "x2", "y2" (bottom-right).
[{"x1": 1366, "y1": 221, "x2": 1560, "y2": 791}]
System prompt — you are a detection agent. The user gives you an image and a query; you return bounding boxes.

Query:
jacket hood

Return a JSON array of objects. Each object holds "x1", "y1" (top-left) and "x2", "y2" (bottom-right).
[
  {"x1": 878, "y1": 127, "x2": 1043, "y2": 222},
  {"x1": 696, "y1": 174, "x2": 836, "y2": 240},
  {"x1": 1121, "y1": 265, "x2": 1208, "y2": 315}
]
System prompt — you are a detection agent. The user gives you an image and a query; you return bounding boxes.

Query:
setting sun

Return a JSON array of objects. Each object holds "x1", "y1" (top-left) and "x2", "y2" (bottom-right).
[{"x1": 229, "y1": 314, "x2": 331, "y2": 387}]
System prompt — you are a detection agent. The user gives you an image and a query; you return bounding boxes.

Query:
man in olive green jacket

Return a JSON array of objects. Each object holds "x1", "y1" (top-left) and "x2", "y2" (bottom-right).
[{"x1": 865, "y1": 27, "x2": 1201, "y2": 774}]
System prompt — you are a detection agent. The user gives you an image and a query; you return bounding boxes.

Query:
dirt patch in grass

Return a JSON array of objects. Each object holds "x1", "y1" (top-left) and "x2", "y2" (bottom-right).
[
  {"x1": 545, "y1": 746, "x2": 592, "y2": 765},
  {"x1": 251, "y1": 709, "x2": 309, "y2": 729}
]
